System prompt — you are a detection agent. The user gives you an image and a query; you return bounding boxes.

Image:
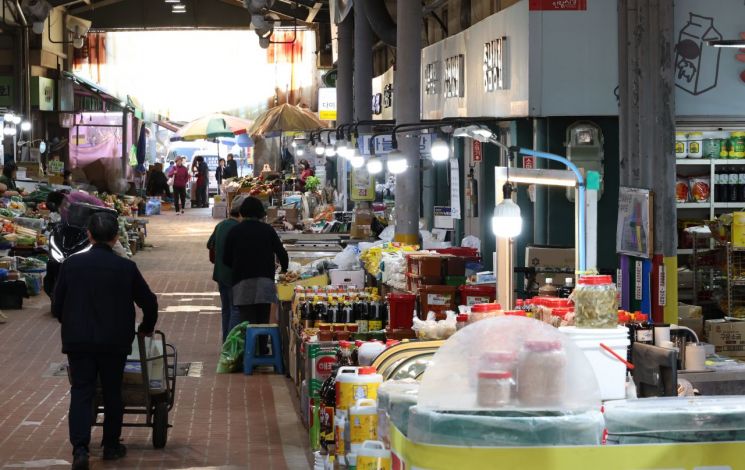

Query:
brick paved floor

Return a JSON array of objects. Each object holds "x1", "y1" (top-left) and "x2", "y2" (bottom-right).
[{"x1": 0, "y1": 207, "x2": 311, "y2": 469}]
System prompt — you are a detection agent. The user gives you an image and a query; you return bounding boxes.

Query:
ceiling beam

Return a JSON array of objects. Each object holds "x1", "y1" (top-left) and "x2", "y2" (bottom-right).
[
  {"x1": 305, "y1": 2, "x2": 322, "y2": 22},
  {"x1": 69, "y1": 0, "x2": 125, "y2": 15}
]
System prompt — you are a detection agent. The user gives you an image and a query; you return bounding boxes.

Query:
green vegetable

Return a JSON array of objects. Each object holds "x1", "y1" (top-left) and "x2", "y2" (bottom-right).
[{"x1": 305, "y1": 176, "x2": 321, "y2": 192}]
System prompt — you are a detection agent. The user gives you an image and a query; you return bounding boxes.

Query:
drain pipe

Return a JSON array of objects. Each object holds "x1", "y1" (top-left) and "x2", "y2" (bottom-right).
[
  {"x1": 13, "y1": 1, "x2": 30, "y2": 120},
  {"x1": 361, "y1": 0, "x2": 396, "y2": 47},
  {"x1": 336, "y1": 13, "x2": 353, "y2": 210},
  {"x1": 353, "y1": 2, "x2": 373, "y2": 125}
]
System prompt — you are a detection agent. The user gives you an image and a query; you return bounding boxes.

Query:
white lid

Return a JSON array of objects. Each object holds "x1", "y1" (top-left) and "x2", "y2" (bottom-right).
[
  {"x1": 565, "y1": 277, "x2": 573, "y2": 285},
  {"x1": 688, "y1": 132, "x2": 704, "y2": 138},
  {"x1": 545, "y1": 278, "x2": 553, "y2": 284}
]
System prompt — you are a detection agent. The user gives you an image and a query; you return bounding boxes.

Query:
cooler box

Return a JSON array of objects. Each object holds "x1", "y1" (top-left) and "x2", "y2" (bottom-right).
[{"x1": 459, "y1": 284, "x2": 497, "y2": 306}]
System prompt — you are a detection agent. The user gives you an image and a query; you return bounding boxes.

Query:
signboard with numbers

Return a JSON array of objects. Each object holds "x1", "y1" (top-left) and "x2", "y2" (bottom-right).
[
  {"x1": 473, "y1": 141, "x2": 482, "y2": 162},
  {"x1": 350, "y1": 167, "x2": 375, "y2": 202},
  {"x1": 318, "y1": 87, "x2": 337, "y2": 121},
  {"x1": 523, "y1": 156, "x2": 535, "y2": 169}
]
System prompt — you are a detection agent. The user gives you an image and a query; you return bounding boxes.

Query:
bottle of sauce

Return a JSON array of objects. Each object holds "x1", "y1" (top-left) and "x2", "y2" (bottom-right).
[
  {"x1": 715, "y1": 167, "x2": 726, "y2": 202},
  {"x1": 729, "y1": 166, "x2": 739, "y2": 203},
  {"x1": 739, "y1": 169, "x2": 745, "y2": 202},
  {"x1": 314, "y1": 297, "x2": 327, "y2": 328},
  {"x1": 538, "y1": 278, "x2": 559, "y2": 297},
  {"x1": 558, "y1": 278, "x2": 574, "y2": 299},
  {"x1": 327, "y1": 298, "x2": 339, "y2": 324},
  {"x1": 367, "y1": 296, "x2": 384, "y2": 331},
  {"x1": 355, "y1": 300, "x2": 369, "y2": 333}
]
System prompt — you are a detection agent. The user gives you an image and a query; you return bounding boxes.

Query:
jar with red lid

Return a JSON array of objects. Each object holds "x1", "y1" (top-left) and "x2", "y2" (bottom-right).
[
  {"x1": 478, "y1": 350, "x2": 518, "y2": 375},
  {"x1": 477, "y1": 370, "x2": 514, "y2": 407},
  {"x1": 469, "y1": 303, "x2": 503, "y2": 323},
  {"x1": 456, "y1": 314, "x2": 469, "y2": 330},
  {"x1": 517, "y1": 340, "x2": 567, "y2": 407},
  {"x1": 571, "y1": 275, "x2": 618, "y2": 329}
]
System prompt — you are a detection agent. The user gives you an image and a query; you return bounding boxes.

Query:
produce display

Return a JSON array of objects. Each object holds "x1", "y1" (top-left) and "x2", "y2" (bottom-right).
[
  {"x1": 359, "y1": 243, "x2": 418, "y2": 277},
  {"x1": 224, "y1": 174, "x2": 279, "y2": 198}
]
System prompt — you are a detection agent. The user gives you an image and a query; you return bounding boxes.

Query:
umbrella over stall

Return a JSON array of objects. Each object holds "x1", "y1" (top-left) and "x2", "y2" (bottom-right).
[
  {"x1": 170, "y1": 112, "x2": 255, "y2": 161},
  {"x1": 247, "y1": 103, "x2": 328, "y2": 137}
]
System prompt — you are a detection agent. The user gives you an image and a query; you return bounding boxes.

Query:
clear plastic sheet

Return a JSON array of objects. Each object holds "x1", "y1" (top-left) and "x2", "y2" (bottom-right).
[
  {"x1": 604, "y1": 396, "x2": 745, "y2": 444},
  {"x1": 377, "y1": 379, "x2": 420, "y2": 446},
  {"x1": 417, "y1": 316, "x2": 601, "y2": 412},
  {"x1": 407, "y1": 406, "x2": 605, "y2": 447}
]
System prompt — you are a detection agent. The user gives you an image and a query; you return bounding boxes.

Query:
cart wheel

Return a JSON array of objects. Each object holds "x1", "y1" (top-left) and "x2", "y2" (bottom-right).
[{"x1": 152, "y1": 402, "x2": 168, "y2": 449}]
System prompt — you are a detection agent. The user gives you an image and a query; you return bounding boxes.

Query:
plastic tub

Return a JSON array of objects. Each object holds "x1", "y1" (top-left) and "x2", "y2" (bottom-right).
[
  {"x1": 335, "y1": 366, "x2": 383, "y2": 412},
  {"x1": 350, "y1": 398, "x2": 378, "y2": 452},
  {"x1": 559, "y1": 326, "x2": 630, "y2": 400},
  {"x1": 377, "y1": 379, "x2": 419, "y2": 445},
  {"x1": 20, "y1": 268, "x2": 45, "y2": 296},
  {"x1": 387, "y1": 293, "x2": 417, "y2": 329},
  {"x1": 459, "y1": 284, "x2": 497, "y2": 306},
  {"x1": 469, "y1": 303, "x2": 503, "y2": 323}
]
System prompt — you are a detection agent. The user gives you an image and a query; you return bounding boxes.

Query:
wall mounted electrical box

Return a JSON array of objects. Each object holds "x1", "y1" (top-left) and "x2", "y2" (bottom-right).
[{"x1": 565, "y1": 121, "x2": 605, "y2": 201}]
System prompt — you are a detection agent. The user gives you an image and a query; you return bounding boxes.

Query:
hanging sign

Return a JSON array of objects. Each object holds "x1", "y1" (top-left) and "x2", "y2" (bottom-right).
[
  {"x1": 318, "y1": 87, "x2": 337, "y2": 121},
  {"x1": 434, "y1": 206, "x2": 454, "y2": 230},
  {"x1": 48, "y1": 160, "x2": 64, "y2": 175},
  {"x1": 529, "y1": 0, "x2": 587, "y2": 11},
  {"x1": 472, "y1": 141, "x2": 482, "y2": 162},
  {"x1": 444, "y1": 54, "x2": 465, "y2": 99},
  {"x1": 450, "y1": 158, "x2": 461, "y2": 220},
  {"x1": 523, "y1": 156, "x2": 535, "y2": 169},
  {"x1": 350, "y1": 167, "x2": 375, "y2": 202}
]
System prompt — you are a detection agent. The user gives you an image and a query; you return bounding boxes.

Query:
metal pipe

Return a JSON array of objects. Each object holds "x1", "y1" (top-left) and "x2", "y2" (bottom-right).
[
  {"x1": 353, "y1": 2, "x2": 373, "y2": 126},
  {"x1": 336, "y1": 13, "x2": 354, "y2": 209},
  {"x1": 393, "y1": 0, "x2": 421, "y2": 244},
  {"x1": 361, "y1": 0, "x2": 396, "y2": 47}
]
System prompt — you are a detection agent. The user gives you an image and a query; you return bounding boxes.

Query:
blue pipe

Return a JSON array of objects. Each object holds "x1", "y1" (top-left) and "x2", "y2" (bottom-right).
[{"x1": 517, "y1": 148, "x2": 587, "y2": 273}]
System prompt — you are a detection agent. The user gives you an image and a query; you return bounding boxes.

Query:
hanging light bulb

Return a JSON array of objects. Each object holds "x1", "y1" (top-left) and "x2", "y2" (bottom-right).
[
  {"x1": 4, "y1": 113, "x2": 14, "y2": 123},
  {"x1": 296, "y1": 147, "x2": 305, "y2": 157},
  {"x1": 366, "y1": 157, "x2": 383, "y2": 174},
  {"x1": 20, "y1": 121, "x2": 31, "y2": 132},
  {"x1": 325, "y1": 146, "x2": 337, "y2": 157},
  {"x1": 6, "y1": 126, "x2": 16, "y2": 136},
  {"x1": 386, "y1": 149, "x2": 408, "y2": 174},
  {"x1": 3, "y1": 127, "x2": 11, "y2": 136},
  {"x1": 11, "y1": 115, "x2": 21, "y2": 125},
  {"x1": 492, "y1": 183, "x2": 522, "y2": 239},
  {"x1": 350, "y1": 154, "x2": 365, "y2": 169},
  {"x1": 315, "y1": 144, "x2": 325, "y2": 156},
  {"x1": 430, "y1": 137, "x2": 450, "y2": 162}
]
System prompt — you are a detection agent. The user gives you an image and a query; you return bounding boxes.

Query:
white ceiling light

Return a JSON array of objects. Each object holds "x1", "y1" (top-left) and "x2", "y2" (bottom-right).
[
  {"x1": 386, "y1": 150, "x2": 408, "y2": 174},
  {"x1": 3, "y1": 113, "x2": 13, "y2": 123},
  {"x1": 325, "y1": 146, "x2": 336, "y2": 157},
  {"x1": 350, "y1": 155, "x2": 365, "y2": 169},
  {"x1": 20, "y1": 121, "x2": 31, "y2": 132},
  {"x1": 11, "y1": 115, "x2": 21, "y2": 125},
  {"x1": 296, "y1": 147, "x2": 305, "y2": 156},
  {"x1": 430, "y1": 137, "x2": 450, "y2": 162},
  {"x1": 314, "y1": 144, "x2": 325, "y2": 156},
  {"x1": 492, "y1": 183, "x2": 522, "y2": 239},
  {"x1": 366, "y1": 157, "x2": 383, "y2": 174}
]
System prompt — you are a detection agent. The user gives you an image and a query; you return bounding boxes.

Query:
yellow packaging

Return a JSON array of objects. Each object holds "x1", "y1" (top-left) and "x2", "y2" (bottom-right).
[
  {"x1": 732, "y1": 212, "x2": 745, "y2": 247},
  {"x1": 357, "y1": 440, "x2": 391, "y2": 470},
  {"x1": 335, "y1": 366, "x2": 383, "y2": 412},
  {"x1": 350, "y1": 399, "x2": 378, "y2": 449}
]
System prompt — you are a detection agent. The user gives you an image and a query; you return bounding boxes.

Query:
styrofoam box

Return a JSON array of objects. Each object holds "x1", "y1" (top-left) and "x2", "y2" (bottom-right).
[
  {"x1": 329, "y1": 269, "x2": 365, "y2": 288},
  {"x1": 560, "y1": 326, "x2": 630, "y2": 401},
  {"x1": 212, "y1": 206, "x2": 227, "y2": 219}
]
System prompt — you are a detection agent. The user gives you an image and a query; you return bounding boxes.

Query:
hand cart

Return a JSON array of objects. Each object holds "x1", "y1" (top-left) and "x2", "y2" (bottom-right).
[{"x1": 91, "y1": 331, "x2": 177, "y2": 449}]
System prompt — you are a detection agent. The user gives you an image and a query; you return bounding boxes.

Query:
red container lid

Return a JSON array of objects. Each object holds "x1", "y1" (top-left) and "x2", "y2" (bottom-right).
[
  {"x1": 478, "y1": 370, "x2": 512, "y2": 379},
  {"x1": 471, "y1": 303, "x2": 502, "y2": 312},
  {"x1": 577, "y1": 275, "x2": 614, "y2": 286},
  {"x1": 552, "y1": 307, "x2": 573, "y2": 319},
  {"x1": 388, "y1": 293, "x2": 417, "y2": 301},
  {"x1": 541, "y1": 298, "x2": 572, "y2": 309},
  {"x1": 385, "y1": 339, "x2": 400, "y2": 347},
  {"x1": 459, "y1": 284, "x2": 497, "y2": 294},
  {"x1": 338, "y1": 340, "x2": 351, "y2": 348},
  {"x1": 481, "y1": 351, "x2": 518, "y2": 363},
  {"x1": 358, "y1": 366, "x2": 377, "y2": 375},
  {"x1": 456, "y1": 314, "x2": 469, "y2": 322},
  {"x1": 635, "y1": 312, "x2": 649, "y2": 322},
  {"x1": 505, "y1": 310, "x2": 527, "y2": 316},
  {"x1": 354, "y1": 340, "x2": 363, "y2": 347},
  {"x1": 524, "y1": 340, "x2": 563, "y2": 352}
]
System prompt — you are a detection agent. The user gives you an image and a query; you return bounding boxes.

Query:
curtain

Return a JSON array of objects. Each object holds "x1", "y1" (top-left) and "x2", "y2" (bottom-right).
[{"x1": 73, "y1": 33, "x2": 107, "y2": 84}]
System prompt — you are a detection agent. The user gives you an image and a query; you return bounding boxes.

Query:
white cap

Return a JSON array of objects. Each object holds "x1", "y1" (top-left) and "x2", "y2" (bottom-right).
[{"x1": 565, "y1": 277, "x2": 573, "y2": 285}]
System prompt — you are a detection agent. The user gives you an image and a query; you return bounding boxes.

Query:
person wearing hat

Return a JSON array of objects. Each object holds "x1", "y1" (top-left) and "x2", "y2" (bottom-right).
[
  {"x1": 223, "y1": 197, "x2": 288, "y2": 353},
  {"x1": 207, "y1": 195, "x2": 245, "y2": 342}
]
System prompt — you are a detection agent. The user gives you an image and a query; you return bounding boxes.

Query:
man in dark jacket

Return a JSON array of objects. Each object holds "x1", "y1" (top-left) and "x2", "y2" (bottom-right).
[
  {"x1": 225, "y1": 153, "x2": 238, "y2": 179},
  {"x1": 54, "y1": 213, "x2": 158, "y2": 470}
]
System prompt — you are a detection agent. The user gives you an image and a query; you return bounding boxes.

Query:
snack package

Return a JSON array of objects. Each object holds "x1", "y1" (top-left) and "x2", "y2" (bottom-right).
[
  {"x1": 676, "y1": 177, "x2": 690, "y2": 203},
  {"x1": 689, "y1": 176, "x2": 710, "y2": 202}
]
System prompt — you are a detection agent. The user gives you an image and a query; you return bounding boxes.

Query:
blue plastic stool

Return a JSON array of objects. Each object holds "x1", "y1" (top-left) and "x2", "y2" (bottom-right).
[{"x1": 243, "y1": 324, "x2": 284, "y2": 375}]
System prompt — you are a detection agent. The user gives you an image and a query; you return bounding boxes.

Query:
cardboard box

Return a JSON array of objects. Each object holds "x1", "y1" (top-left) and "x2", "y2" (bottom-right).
[
  {"x1": 212, "y1": 206, "x2": 227, "y2": 219},
  {"x1": 705, "y1": 319, "x2": 745, "y2": 357},
  {"x1": 267, "y1": 207, "x2": 299, "y2": 224},
  {"x1": 329, "y1": 269, "x2": 365, "y2": 288},
  {"x1": 678, "y1": 317, "x2": 704, "y2": 341},
  {"x1": 524, "y1": 246, "x2": 576, "y2": 286}
]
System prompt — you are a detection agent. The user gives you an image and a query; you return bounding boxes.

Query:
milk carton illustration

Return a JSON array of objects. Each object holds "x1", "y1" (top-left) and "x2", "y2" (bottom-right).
[{"x1": 675, "y1": 13, "x2": 722, "y2": 96}]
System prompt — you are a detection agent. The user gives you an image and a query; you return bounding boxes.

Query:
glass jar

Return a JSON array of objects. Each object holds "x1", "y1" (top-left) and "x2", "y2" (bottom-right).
[
  {"x1": 720, "y1": 132, "x2": 731, "y2": 158},
  {"x1": 571, "y1": 275, "x2": 618, "y2": 329},
  {"x1": 702, "y1": 132, "x2": 723, "y2": 159},
  {"x1": 468, "y1": 303, "x2": 503, "y2": 324},
  {"x1": 517, "y1": 340, "x2": 566, "y2": 407},
  {"x1": 477, "y1": 371, "x2": 514, "y2": 407},
  {"x1": 675, "y1": 132, "x2": 688, "y2": 159},
  {"x1": 687, "y1": 132, "x2": 703, "y2": 158}
]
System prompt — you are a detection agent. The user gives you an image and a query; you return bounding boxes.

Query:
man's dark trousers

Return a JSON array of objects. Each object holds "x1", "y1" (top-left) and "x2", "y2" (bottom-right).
[{"x1": 68, "y1": 352, "x2": 128, "y2": 453}]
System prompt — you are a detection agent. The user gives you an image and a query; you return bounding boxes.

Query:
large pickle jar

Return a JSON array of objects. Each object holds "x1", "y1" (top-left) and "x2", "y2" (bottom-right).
[{"x1": 570, "y1": 275, "x2": 618, "y2": 329}]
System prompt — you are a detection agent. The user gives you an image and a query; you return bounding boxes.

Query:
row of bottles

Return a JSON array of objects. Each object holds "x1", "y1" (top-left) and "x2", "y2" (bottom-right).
[
  {"x1": 300, "y1": 296, "x2": 388, "y2": 332},
  {"x1": 537, "y1": 277, "x2": 575, "y2": 298},
  {"x1": 714, "y1": 167, "x2": 745, "y2": 203}
]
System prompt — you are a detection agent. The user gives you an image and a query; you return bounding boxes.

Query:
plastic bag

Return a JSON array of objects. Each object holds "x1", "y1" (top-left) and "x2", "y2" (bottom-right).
[
  {"x1": 462, "y1": 235, "x2": 481, "y2": 252},
  {"x1": 379, "y1": 225, "x2": 396, "y2": 242},
  {"x1": 412, "y1": 311, "x2": 457, "y2": 340},
  {"x1": 216, "y1": 321, "x2": 250, "y2": 373},
  {"x1": 332, "y1": 245, "x2": 360, "y2": 270}
]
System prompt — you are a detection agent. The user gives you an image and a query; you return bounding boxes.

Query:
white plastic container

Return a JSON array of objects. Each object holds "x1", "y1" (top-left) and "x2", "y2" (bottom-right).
[
  {"x1": 356, "y1": 440, "x2": 391, "y2": 470},
  {"x1": 334, "y1": 412, "x2": 347, "y2": 465},
  {"x1": 349, "y1": 398, "x2": 378, "y2": 452},
  {"x1": 687, "y1": 132, "x2": 704, "y2": 158},
  {"x1": 559, "y1": 326, "x2": 630, "y2": 401},
  {"x1": 335, "y1": 366, "x2": 383, "y2": 412},
  {"x1": 675, "y1": 132, "x2": 688, "y2": 159},
  {"x1": 357, "y1": 341, "x2": 386, "y2": 367}
]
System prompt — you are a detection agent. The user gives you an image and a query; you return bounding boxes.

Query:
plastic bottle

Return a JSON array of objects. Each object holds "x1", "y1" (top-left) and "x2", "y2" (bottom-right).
[
  {"x1": 515, "y1": 299, "x2": 524, "y2": 311},
  {"x1": 327, "y1": 299, "x2": 339, "y2": 324},
  {"x1": 729, "y1": 167, "x2": 739, "y2": 203},
  {"x1": 367, "y1": 296, "x2": 384, "y2": 331},
  {"x1": 558, "y1": 278, "x2": 574, "y2": 299},
  {"x1": 318, "y1": 367, "x2": 338, "y2": 452},
  {"x1": 538, "y1": 278, "x2": 559, "y2": 297},
  {"x1": 355, "y1": 300, "x2": 369, "y2": 333},
  {"x1": 715, "y1": 167, "x2": 726, "y2": 202}
]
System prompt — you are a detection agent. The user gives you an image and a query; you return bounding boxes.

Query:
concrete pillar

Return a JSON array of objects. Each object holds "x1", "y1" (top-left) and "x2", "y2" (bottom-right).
[
  {"x1": 393, "y1": 0, "x2": 421, "y2": 244},
  {"x1": 618, "y1": 0, "x2": 677, "y2": 322},
  {"x1": 353, "y1": 3, "x2": 373, "y2": 124}
]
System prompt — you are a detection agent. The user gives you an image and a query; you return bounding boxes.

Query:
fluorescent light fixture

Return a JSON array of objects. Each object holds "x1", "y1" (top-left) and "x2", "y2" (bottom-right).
[
  {"x1": 350, "y1": 155, "x2": 365, "y2": 169},
  {"x1": 2, "y1": 127, "x2": 11, "y2": 136},
  {"x1": 430, "y1": 137, "x2": 449, "y2": 162},
  {"x1": 453, "y1": 125, "x2": 493, "y2": 143},
  {"x1": 387, "y1": 150, "x2": 408, "y2": 174},
  {"x1": 494, "y1": 167, "x2": 577, "y2": 187},
  {"x1": 708, "y1": 40, "x2": 745, "y2": 48},
  {"x1": 172, "y1": 3, "x2": 186, "y2": 8},
  {"x1": 314, "y1": 144, "x2": 325, "y2": 156},
  {"x1": 165, "y1": 0, "x2": 181, "y2": 3},
  {"x1": 492, "y1": 182, "x2": 522, "y2": 239},
  {"x1": 20, "y1": 121, "x2": 31, "y2": 132},
  {"x1": 325, "y1": 146, "x2": 336, "y2": 157},
  {"x1": 366, "y1": 157, "x2": 383, "y2": 174}
]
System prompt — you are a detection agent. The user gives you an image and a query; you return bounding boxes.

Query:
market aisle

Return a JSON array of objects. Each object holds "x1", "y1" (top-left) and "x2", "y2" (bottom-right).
[{"x1": 0, "y1": 207, "x2": 311, "y2": 470}]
